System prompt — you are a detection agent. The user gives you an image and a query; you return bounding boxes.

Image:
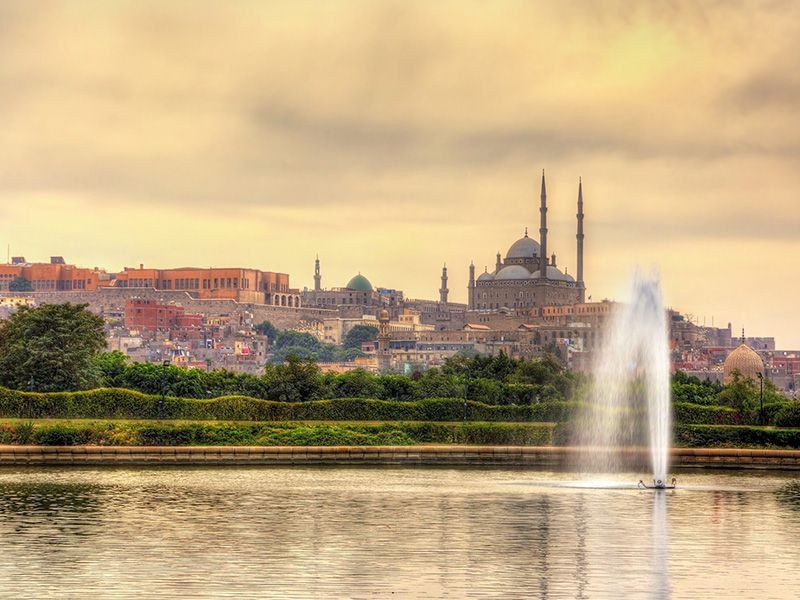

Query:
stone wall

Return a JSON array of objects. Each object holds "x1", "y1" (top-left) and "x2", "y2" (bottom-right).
[
  {"x1": 0, "y1": 445, "x2": 798, "y2": 468},
  {"x1": 0, "y1": 289, "x2": 336, "y2": 330}
]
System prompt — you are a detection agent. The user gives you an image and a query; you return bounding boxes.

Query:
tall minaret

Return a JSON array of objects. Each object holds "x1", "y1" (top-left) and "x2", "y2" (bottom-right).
[
  {"x1": 313, "y1": 254, "x2": 321, "y2": 291},
  {"x1": 576, "y1": 178, "x2": 585, "y2": 302},
  {"x1": 539, "y1": 170, "x2": 548, "y2": 278},
  {"x1": 439, "y1": 263, "x2": 449, "y2": 304},
  {"x1": 468, "y1": 261, "x2": 475, "y2": 310}
]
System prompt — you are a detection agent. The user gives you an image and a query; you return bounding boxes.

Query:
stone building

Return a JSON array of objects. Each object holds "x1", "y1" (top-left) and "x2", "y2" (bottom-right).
[
  {"x1": 723, "y1": 336, "x2": 765, "y2": 383},
  {"x1": 301, "y1": 268, "x2": 404, "y2": 310},
  {"x1": 468, "y1": 173, "x2": 586, "y2": 311}
]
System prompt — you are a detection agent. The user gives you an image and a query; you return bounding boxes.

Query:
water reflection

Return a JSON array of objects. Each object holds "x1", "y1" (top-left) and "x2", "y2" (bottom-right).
[
  {"x1": 651, "y1": 491, "x2": 671, "y2": 600},
  {"x1": 0, "y1": 467, "x2": 796, "y2": 599}
]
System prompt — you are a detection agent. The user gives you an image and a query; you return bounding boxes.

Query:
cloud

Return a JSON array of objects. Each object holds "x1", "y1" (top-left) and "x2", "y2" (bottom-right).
[{"x1": 0, "y1": 0, "x2": 798, "y2": 344}]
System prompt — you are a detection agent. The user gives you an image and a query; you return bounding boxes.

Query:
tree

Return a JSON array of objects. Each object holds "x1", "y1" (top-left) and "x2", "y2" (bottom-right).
[
  {"x1": 254, "y1": 320, "x2": 278, "y2": 341},
  {"x1": 92, "y1": 351, "x2": 130, "y2": 387},
  {"x1": 343, "y1": 325, "x2": 379, "y2": 349},
  {"x1": 8, "y1": 276, "x2": 33, "y2": 292},
  {"x1": 717, "y1": 370, "x2": 759, "y2": 416},
  {"x1": 264, "y1": 354, "x2": 326, "y2": 401},
  {"x1": 0, "y1": 303, "x2": 106, "y2": 392}
]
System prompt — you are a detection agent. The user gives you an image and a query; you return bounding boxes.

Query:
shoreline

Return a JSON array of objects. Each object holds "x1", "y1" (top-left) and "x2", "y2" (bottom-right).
[{"x1": 1, "y1": 445, "x2": 799, "y2": 469}]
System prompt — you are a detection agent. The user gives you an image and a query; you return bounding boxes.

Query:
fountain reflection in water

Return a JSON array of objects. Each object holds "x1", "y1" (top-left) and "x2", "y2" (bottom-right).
[{"x1": 576, "y1": 270, "x2": 672, "y2": 483}]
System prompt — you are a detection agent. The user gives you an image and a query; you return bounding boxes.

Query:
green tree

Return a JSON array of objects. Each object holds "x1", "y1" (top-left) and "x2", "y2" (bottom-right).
[
  {"x1": 254, "y1": 320, "x2": 278, "y2": 341},
  {"x1": 92, "y1": 351, "x2": 130, "y2": 387},
  {"x1": 717, "y1": 370, "x2": 759, "y2": 416},
  {"x1": 8, "y1": 276, "x2": 33, "y2": 292},
  {"x1": 343, "y1": 325, "x2": 379, "y2": 349},
  {"x1": 0, "y1": 303, "x2": 106, "y2": 392},
  {"x1": 264, "y1": 354, "x2": 326, "y2": 401},
  {"x1": 273, "y1": 330, "x2": 321, "y2": 351}
]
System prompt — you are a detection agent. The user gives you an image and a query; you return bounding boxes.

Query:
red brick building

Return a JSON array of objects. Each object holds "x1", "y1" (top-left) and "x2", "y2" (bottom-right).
[{"x1": 124, "y1": 299, "x2": 203, "y2": 339}]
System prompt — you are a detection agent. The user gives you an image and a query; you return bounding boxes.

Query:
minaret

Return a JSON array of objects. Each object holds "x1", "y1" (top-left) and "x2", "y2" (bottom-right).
[
  {"x1": 539, "y1": 170, "x2": 548, "y2": 278},
  {"x1": 439, "y1": 263, "x2": 449, "y2": 304},
  {"x1": 576, "y1": 178, "x2": 585, "y2": 302},
  {"x1": 495, "y1": 252, "x2": 502, "y2": 273},
  {"x1": 377, "y1": 309, "x2": 391, "y2": 372},
  {"x1": 313, "y1": 254, "x2": 321, "y2": 291},
  {"x1": 468, "y1": 261, "x2": 475, "y2": 309}
]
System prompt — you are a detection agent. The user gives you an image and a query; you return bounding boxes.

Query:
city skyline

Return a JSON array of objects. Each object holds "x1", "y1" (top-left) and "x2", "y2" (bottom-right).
[{"x1": 1, "y1": 1, "x2": 798, "y2": 346}]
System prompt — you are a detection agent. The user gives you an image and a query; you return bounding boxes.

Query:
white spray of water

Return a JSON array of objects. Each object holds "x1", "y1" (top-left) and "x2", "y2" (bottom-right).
[{"x1": 580, "y1": 270, "x2": 672, "y2": 482}]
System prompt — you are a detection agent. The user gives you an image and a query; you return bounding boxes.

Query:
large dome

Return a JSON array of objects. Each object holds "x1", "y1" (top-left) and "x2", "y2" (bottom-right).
[
  {"x1": 494, "y1": 265, "x2": 531, "y2": 280},
  {"x1": 530, "y1": 266, "x2": 575, "y2": 282},
  {"x1": 723, "y1": 343, "x2": 764, "y2": 384},
  {"x1": 345, "y1": 273, "x2": 373, "y2": 291},
  {"x1": 506, "y1": 235, "x2": 540, "y2": 260}
]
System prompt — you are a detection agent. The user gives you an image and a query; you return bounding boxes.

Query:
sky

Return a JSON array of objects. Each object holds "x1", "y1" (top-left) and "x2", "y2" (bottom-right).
[{"x1": 1, "y1": 1, "x2": 799, "y2": 345}]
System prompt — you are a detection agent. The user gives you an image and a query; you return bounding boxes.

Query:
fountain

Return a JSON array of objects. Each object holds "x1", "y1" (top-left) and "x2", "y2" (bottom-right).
[{"x1": 576, "y1": 270, "x2": 673, "y2": 487}]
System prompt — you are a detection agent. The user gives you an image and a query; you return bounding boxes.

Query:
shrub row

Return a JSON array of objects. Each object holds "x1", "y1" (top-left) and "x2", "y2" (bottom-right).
[
  {"x1": 674, "y1": 424, "x2": 800, "y2": 449},
  {"x1": 2, "y1": 418, "x2": 799, "y2": 448},
  {"x1": 0, "y1": 387, "x2": 763, "y2": 425},
  {"x1": 0, "y1": 387, "x2": 578, "y2": 422},
  {"x1": 0, "y1": 420, "x2": 556, "y2": 447}
]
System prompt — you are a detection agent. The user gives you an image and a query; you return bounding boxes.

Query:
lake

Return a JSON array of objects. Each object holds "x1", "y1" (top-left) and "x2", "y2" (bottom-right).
[{"x1": 0, "y1": 466, "x2": 798, "y2": 599}]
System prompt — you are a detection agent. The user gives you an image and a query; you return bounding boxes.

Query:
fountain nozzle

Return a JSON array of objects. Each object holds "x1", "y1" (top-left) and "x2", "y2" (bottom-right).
[{"x1": 638, "y1": 478, "x2": 677, "y2": 490}]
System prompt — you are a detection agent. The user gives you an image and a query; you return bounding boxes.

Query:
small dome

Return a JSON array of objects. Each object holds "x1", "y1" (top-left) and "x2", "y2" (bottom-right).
[
  {"x1": 723, "y1": 343, "x2": 764, "y2": 384},
  {"x1": 379, "y1": 309, "x2": 390, "y2": 321},
  {"x1": 506, "y1": 236, "x2": 540, "y2": 260},
  {"x1": 477, "y1": 271, "x2": 495, "y2": 282},
  {"x1": 530, "y1": 266, "x2": 575, "y2": 282},
  {"x1": 495, "y1": 265, "x2": 531, "y2": 280},
  {"x1": 346, "y1": 274, "x2": 373, "y2": 291}
]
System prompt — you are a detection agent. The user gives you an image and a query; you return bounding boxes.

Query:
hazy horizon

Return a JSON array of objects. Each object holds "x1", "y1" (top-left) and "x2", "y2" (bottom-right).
[{"x1": 1, "y1": 1, "x2": 798, "y2": 346}]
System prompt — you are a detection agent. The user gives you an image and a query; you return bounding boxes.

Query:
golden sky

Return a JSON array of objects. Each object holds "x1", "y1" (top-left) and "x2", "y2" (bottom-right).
[{"x1": 1, "y1": 1, "x2": 798, "y2": 345}]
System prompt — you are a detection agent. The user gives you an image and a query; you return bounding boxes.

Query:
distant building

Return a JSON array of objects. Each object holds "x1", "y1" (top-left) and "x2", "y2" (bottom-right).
[
  {"x1": 124, "y1": 299, "x2": 203, "y2": 339},
  {"x1": 723, "y1": 336, "x2": 765, "y2": 383},
  {"x1": 0, "y1": 256, "x2": 111, "y2": 291},
  {"x1": 302, "y1": 270, "x2": 403, "y2": 309},
  {"x1": 468, "y1": 173, "x2": 586, "y2": 311},
  {"x1": 113, "y1": 265, "x2": 296, "y2": 306}
]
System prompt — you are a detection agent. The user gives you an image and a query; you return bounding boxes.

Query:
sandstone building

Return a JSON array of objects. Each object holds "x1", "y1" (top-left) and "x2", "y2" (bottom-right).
[{"x1": 468, "y1": 173, "x2": 586, "y2": 311}]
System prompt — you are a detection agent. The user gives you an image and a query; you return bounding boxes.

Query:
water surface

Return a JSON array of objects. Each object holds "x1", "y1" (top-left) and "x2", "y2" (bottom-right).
[{"x1": 0, "y1": 467, "x2": 798, "y2": 599}]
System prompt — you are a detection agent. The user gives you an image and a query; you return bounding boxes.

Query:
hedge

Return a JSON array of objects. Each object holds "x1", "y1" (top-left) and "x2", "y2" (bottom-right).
[
  {"x1": 672, "y1": 402, "x2": 740, "y2": 425},
  {"x1": 0, "y1": 420, "x2": 556, "y2": 447},
  {"x1": 775, "y1": 403, "x2": 800, "y2": 428},
  {"x1": 1, "y1": 419, "x2": 798, "y2": 448},
  {"x1": 0, "y1": 387, "x2": 578, "y2": 422},
  {"x1": 674, "y1": 424, "x2": 800, "y2": 449},
  {"x1": 0, "y1": 386, "x2": 758, "y2": 426}
]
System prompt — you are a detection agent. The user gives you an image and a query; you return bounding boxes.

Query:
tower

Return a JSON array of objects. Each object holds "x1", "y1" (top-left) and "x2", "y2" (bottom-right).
[
  {"x1": 495, "y1": 252, "x2": 502, "y2": 273},
  {"x1": 439, "y1": 263, "x2": 449, "y2": 304},
  {"x1": 313, "y1": 255, "x2": 321, "y2": 292},
  {"x1": 377, "y1": 309, "x2": 391, "y2": 372},
  {"x1": 576, "y1": 178, "x2": 585, "y2": 303},
  {"x1": 468, "y1": 261, "x2": 475, "y2": 310},
  {"x1": 539, "y1": 170, "x2": 548, "y2": 278}
]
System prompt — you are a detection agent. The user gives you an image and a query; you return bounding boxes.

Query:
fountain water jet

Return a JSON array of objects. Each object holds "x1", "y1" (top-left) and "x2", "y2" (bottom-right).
[{"x1": 576, "y1": 270, "x2": 672, "y2": 485}]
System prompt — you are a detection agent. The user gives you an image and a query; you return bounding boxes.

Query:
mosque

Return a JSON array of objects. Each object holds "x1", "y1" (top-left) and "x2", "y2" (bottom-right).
[{"x1": 468, "y1": 172, "x2": 586, "y2": 312}]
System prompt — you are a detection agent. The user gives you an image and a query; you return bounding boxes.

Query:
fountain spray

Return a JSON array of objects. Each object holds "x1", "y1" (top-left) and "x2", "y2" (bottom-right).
[{"x1": 580, "y1": 270, "x2": 673, "y2": 486}]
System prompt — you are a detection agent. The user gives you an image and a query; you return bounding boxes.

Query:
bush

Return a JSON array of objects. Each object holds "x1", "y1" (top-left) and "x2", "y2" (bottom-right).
[
  {"x1": 673, "y1": 402, "x2": 741, "y2": 425},
  {"x1": 0, "y1": 420, "x2": 557, "y2": 447},
  {"x1": 674, "y1": 424, "x2": 800, "y2": 449},
  {"x1": 775, "y1": 403, "x2": 800, "y2": 428},
  {"x1": 1, "y1": 387, "x2": 757, "y2": 426}
]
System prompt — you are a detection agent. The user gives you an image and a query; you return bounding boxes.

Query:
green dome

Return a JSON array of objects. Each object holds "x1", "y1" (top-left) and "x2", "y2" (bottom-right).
[{"x1": 345, "y1": 273, "x2": 373, "y2": 292}]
